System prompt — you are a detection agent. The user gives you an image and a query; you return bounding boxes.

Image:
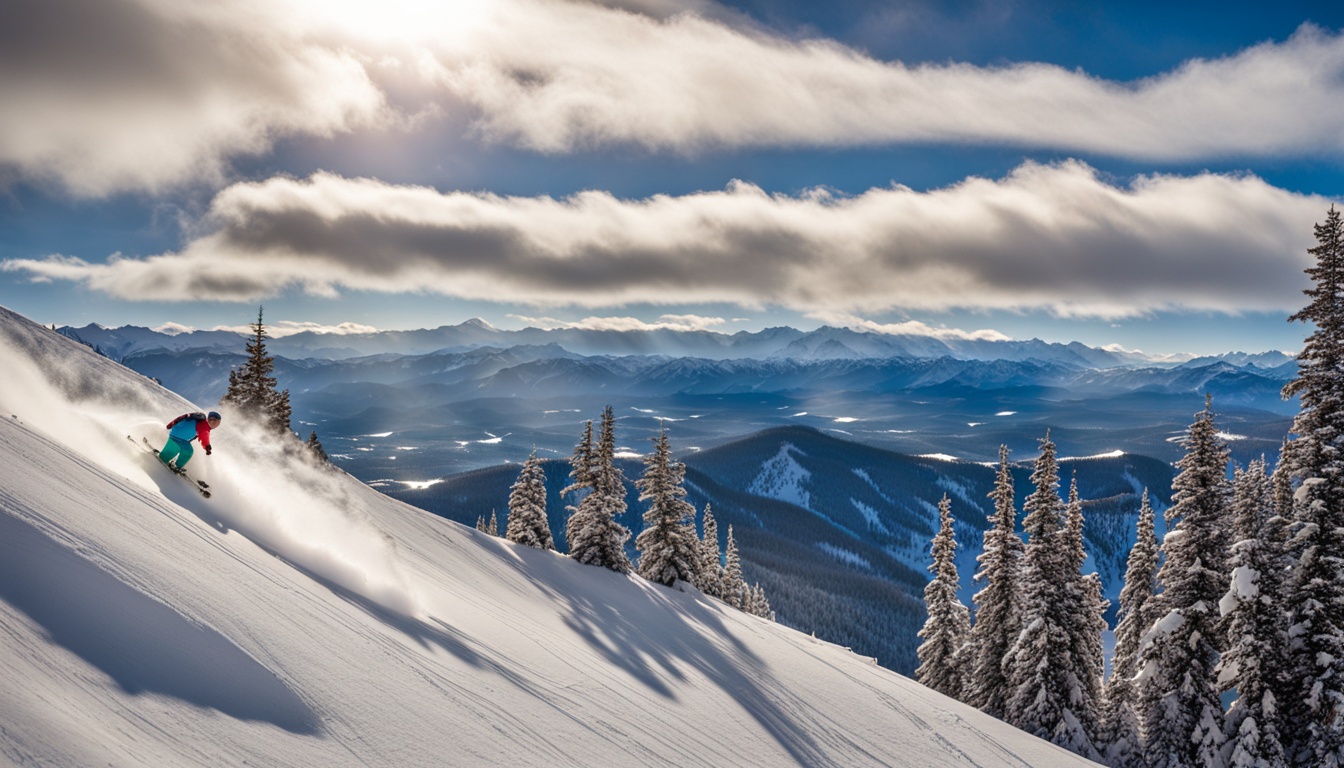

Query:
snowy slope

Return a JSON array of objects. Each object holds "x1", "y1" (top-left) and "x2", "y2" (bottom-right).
[{"x1": 0, "y1": 306, "x2": 1096, "y2": 767}]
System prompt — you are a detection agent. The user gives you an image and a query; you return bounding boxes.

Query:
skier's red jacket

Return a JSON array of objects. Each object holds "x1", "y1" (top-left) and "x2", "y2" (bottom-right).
[{"x1": 166, "y1": 412, "x2": 212, "y2": 450}]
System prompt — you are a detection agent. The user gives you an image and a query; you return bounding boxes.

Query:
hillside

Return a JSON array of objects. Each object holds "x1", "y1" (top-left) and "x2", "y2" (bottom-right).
[
  {"x1": 0, "y1": 305, "x2": 1098, "y2": 765},
  {"x1": 387, "y1": 424, "x2": 1176, "y2": 675}
]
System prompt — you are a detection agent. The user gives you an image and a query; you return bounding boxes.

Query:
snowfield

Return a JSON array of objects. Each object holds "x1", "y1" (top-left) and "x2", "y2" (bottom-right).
[{"x1": 0, "y1": 306, "x2": 1096, "y2": 767}]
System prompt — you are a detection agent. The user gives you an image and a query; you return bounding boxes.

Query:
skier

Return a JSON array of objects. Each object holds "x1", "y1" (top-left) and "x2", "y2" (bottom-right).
[{"x1": 159, "y1": 411, "x2": 221, "y2": 471}]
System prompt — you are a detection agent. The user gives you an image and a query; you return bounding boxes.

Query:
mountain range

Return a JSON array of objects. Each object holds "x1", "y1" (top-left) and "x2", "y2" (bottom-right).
[
  {"x1": 85, "y1": 334, "x2": 1297, "y2": 481},
  {"x1": 59, "y1": 317, "x2": 1295, "y2": 367}
]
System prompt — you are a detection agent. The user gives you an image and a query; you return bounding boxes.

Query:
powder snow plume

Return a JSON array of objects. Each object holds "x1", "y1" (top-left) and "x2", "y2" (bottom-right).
[{"x1": 0, "y1": 306, "x2": 420, "y2": 616}]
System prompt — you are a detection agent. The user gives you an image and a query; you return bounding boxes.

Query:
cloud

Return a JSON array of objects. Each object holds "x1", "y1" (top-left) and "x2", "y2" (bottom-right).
[
  {"x1": 152, "y1": 321, "x2": 195, "y2": 335},
  {"x1": 1, "y1": 162, "x2": 1329, "y2": 319},
  {"x1": 508, "y1": 314, "x2": 728, "y2": 332},
  {"x1": 428, "y1": 9, "x2": 1344, "y2": 160},
  {"x1": 807, "y1": 313, "x2": 1011, "y2": 342},
  {"x1": 1100, "y1": 342, "x2": 1192, "y2": 364},
  {"x1": 209, "y1": 320, "x2": 381, "y2": 337},
  {"x1": 423, "y1": 8, "x2": 1344, "y2": 159},
  {"x1": 0, "y1": 0, "x2": 385, "y2": 196},
  {"x1": 7, "y1": 0, "x2": 1344, "y2": 197}
]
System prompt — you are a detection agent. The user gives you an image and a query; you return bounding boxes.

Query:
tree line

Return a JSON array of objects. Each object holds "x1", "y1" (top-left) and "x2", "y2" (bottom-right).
[
  {"x1": 490, "y1": 405, "x2": 774, "y2": 619},
  {"x1": 916, "y1": 207, "x2": 1344, "y2": 768}
]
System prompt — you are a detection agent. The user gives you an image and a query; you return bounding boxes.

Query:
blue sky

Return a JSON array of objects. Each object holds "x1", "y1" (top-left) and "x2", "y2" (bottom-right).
[{"x1": 2, "y1": 0, "x2": 1343, "y2": 356}]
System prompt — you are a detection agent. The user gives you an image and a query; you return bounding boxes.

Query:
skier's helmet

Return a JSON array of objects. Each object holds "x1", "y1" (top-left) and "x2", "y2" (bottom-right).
[{"x1": 207, "y1": 411, "x2": 222, "y2": 422}]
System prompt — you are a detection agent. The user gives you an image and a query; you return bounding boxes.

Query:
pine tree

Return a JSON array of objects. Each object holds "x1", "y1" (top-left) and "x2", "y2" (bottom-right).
[
  {"x1": 746, "y1": 583, "x2": 774, "y2": 620},
  {"x1": 563, "y1": 420, "x2": 595, "y2": 499},
  {"x1": 916, "y1": 494, "x2": 971, "y2": 700},
  {"x1": 565, "y1": 407, "x2": 631, "y2": 573},
  {"x1": 561, "y1": 419, "x2": 595, "y2": 553},
  {"x1": 635, "y1": 428, "x2": 702, "y2": 587},
  {"x1": 1279, "y1": 206, "x2": 1344, "y2": 767},
  {"x1": 273, "y1": 388, "x2": 292, "y2": 435},
  {"x1": 1058, "y1": 475, "x2": 1106, "y2": 760},
  {"x1": 1103, "y1": 488, "x2": 1159, "y2": 768},
  {"x1": 1007, "y1": 431, "x2": 1069, "y2": 733},
  {"x1": 697, "y1": 504, "x2": 724, "y2": 597},
  {"x1": 1007, "y1": 431, "x2": 1098, "y2": 758},
  {"x1": 476, "y1": 514, "x2": 498, "y2": 536},
  {"x1": 722, "y1": 525, "x2": 745, "y2": 609},
  {"x1": 1218, "y1": 459, "x2": 1287, "y2": 768},
  {"x1": 1138, "y1": 396, "x2": 1230, "y2": 768},
  {"x1": 506, "y1": 451, "x2": 555, "y2": 551},
  {"x1": 966, "y1": 444, "x2": 1024, "y2": 718},
  {"x1": 1260, "y1": 459, "x2": 1296, "y2": 723},
  {"x1": 306, "y1": 431, "x2": 329, "y2": 464},
  {"x1": 220, "y1": 307, "x2": 291, "y2": 434}
]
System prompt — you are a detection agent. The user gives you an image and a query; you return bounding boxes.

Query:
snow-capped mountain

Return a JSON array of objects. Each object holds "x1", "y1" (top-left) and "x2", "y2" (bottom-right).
[
  {"x1": 108, "y1": 344, "x2": 1298, "y2": 426},
  {"x1": 61, "y1": 318, "x2": 1154, "y2": 366},
  {"x1": 0, "y1": 304, "x2": 1098, "y2": 765}
]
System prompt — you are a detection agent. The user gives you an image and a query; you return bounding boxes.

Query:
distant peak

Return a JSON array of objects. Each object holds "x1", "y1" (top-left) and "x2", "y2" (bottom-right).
[{"x1": 459, "y1": 318, "x2": 495, "y2": 330}]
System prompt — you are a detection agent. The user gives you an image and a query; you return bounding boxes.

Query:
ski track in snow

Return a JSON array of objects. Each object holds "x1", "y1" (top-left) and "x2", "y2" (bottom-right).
[{"x1": 0, "y1": 306, "x2": 1097, "y2": 767}]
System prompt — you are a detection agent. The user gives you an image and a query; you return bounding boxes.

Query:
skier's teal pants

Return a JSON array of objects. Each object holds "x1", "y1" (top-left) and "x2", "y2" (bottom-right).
[{"x1": 159, "y1": 436, "x2": 194, "y2": 468}]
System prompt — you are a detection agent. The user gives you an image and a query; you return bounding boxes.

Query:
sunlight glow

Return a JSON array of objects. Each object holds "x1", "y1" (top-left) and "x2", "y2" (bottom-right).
[{"x1": 302, "y1": 0, "x2": 493, "y2": 46}]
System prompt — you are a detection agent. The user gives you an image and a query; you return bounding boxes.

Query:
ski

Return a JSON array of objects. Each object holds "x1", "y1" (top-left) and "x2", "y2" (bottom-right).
[{"x1": 128, "y1": 435, "x2": 212, "y2": 498}]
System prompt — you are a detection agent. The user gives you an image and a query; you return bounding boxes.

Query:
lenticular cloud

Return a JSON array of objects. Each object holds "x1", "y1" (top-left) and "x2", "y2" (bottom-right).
[{"x1": 3, "y1": 162, "x2": 1324, "y2": 319}]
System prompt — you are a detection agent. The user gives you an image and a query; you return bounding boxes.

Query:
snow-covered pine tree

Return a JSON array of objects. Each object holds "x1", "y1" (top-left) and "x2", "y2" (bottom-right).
[
  {"x1": 966, "y1": 444, "x2": 1023, "y2": 718},
  {"x1": 1007, "y1": 431, "x2": 1098, "y2": 758},
  {"x1": 1271, "y1": 438, "x2": 1295, "y2": 522},
  {"x1": 916, "y1": 494, "x2": 972, "y2": 700},
  {"x1": 698, "y1": 504, "x2": 724, "y2": 597},
  {"x1": 1217, "y1": 459, "x2": 1287, "y2": 768},
  {"x1": 219, "y1": 307, "x2": 291, "y2": 435},
  {"x1": 1102, "y1": 488, "x2": 1159, "y2": 768},
  {"x1": 722, "y1": 525, "x2": 745, "y2": 609},
  {"x1": 635, "y1": 428, "x2": 701, "y2": 587},
  {"x1": 272, "y1": 388, "x2": 292, "y2": 436},
  {"x1": 742, "y1": 582, "x2": 760, "y2": 615},
  {"x1": 1268, "y1": 438, "x2": 1302, "y2": 731},
  {"x1": 477, "y1": 514, "x2": 497, "y2": 534},
  {"x1": 1057, "y1": 475, "x2": 1106, "y2": 760},
  {"x1": 565, "y1": 406, "x2": 632, "y2": 573},
  {"x1": 561, "y1": 419, "x2": 594, "y2": 553},
  {"x1": 306, "y1": 431, "x2": 329, "y2": 464},
  {"x1": 1137, "y1": 396, "x2": 1230, "y2": 768},
  {"x1": 506, "y1": 451, "x2": 555, "y2": 551},
  {"x1": 1258, "y1": 457, "x2": 1296, "y2": 736},
  {"x1": 1279, "y1": 206, "x2": 1344, "y2": 767},
  {"x1": 746, "y1": 583, "x2": 774, "y2": 620},
  {"x1": 563, "y1": 420, "x2": 595, "y2": 499}
]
